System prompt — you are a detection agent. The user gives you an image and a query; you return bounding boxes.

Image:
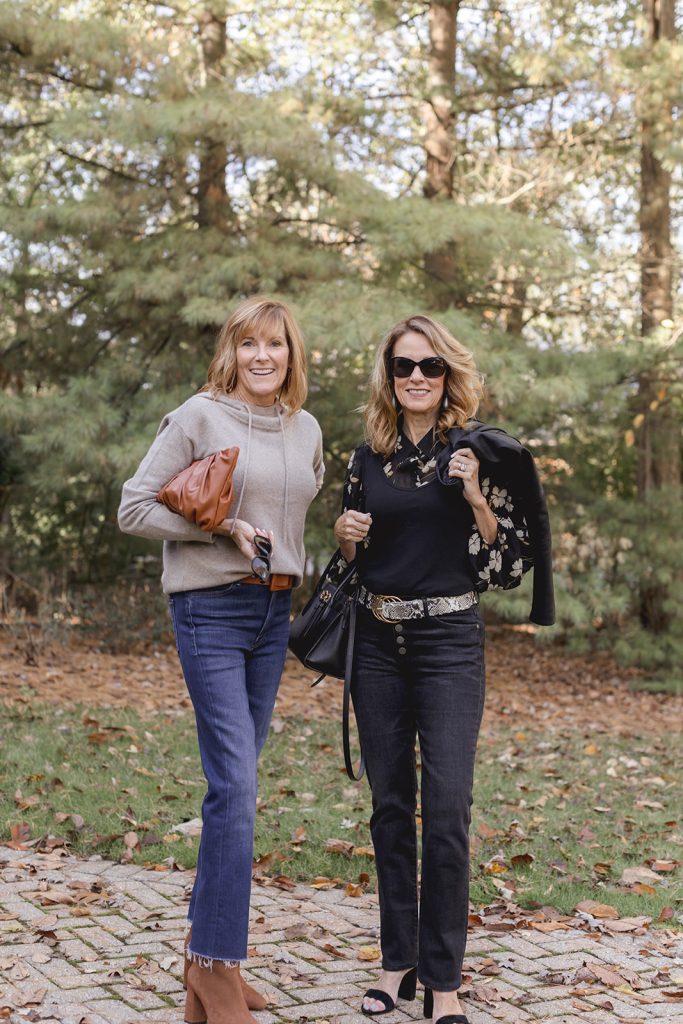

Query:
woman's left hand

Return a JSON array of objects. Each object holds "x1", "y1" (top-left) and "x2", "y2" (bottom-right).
[{"x1": 448, "y1": 447, "x2": 485, "y2": 508}]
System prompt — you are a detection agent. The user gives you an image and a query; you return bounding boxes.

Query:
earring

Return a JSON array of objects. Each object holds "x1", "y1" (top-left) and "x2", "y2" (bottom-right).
[{"x1": 442, "y1": 393, "x2": 449, "y2": 409}]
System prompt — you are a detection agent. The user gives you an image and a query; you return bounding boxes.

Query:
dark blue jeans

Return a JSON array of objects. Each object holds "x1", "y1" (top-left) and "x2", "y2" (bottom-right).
[
  {"x1": 169, "y1": 581, "x2": 291, "y2": 963},
  {"x1": 351, "y1": 603, "x2": 485, "y2": 991}
]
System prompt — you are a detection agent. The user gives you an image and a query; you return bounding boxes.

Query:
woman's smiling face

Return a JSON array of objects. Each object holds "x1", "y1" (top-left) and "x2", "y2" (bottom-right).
[
  {"x1": 232, "y1": 322, "x2": 290, "y2": 406},
  {"x1": 391, "y1": 330, "x2": 446, "y2": 420}
]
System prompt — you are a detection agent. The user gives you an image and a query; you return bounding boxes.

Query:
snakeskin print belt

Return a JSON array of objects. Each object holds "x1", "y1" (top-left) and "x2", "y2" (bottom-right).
[{"x1": 357, "y1": 585, "x2": 478, "y2": 624}]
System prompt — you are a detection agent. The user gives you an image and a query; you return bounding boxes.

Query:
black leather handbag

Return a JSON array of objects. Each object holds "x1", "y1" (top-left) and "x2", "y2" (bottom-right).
[{"x1": 288, "y1": 553, "x2": 364, "y2": 781}]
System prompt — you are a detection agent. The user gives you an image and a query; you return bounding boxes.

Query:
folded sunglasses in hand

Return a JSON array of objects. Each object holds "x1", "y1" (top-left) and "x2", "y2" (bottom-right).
[{"x1": 251, "y1": 535, "x2": 272, "y2": 581}]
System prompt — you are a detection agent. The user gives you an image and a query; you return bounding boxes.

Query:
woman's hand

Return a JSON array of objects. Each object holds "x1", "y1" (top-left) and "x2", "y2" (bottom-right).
[
  {"x1": 448, "y1": 447, "x2": 486, "y2": 508},
  {"x1": 334, "y1": 510, "x2": 372, "y2": 564},
  {"x1": 334, "y1": 510, "x2": 372, "y2": 544},
  {"x1": 214, "y1": 518, "x2": 274, "y2": 561}
]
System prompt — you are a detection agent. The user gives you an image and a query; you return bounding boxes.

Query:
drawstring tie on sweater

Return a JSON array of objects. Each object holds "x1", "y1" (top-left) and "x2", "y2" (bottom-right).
[{"x1": 229, "y1": 402, "x2": 289, "y2": 547}]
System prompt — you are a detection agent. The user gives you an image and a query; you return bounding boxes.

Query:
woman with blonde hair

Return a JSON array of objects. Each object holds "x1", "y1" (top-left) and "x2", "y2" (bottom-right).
[
  {"x1": 119, "y1": 296, "x2": 323, "y2": 1024},
  {"x1": 333, "y1": 314, "x2": 553, "y2": 1024}
]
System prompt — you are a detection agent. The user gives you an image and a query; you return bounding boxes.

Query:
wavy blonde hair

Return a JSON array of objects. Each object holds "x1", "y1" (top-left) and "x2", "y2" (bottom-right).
[
  {"x1": 365, "y1": 314, "x2": 484, "y2": 455},
  {"x1": 203, "y1": 296, "x2": 308, "y2": 413}
]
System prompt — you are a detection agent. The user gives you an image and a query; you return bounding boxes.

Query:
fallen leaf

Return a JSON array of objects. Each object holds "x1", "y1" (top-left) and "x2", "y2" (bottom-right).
[
  {"x1": 648, "y1": 859, "x2": 678, "y2": 872},
  {"x1": 577, "y1": 824, "x2": 597, "y2": 844},
  {"x1": 325, "y1": 838, "x2": 354, "y2": 856},
  {"x1": 469, "y1": 983, "x2": 505, "y2": 1004},
  {"x1": 322, "y1": 943, "x2": 347, "y2": 958},
  {"x1": 37, "y1": 889, "x2": 75, "y2": 906},
  {"x1": 620, "y1": 866, "x2": 661, "y2": 886},
  {"x1": 344, "y1": 882, "x2": 363, "y2": 897},
  {"x1": 34, "y1": 915, "x2": 59, "y2": 931},
  {"x1": 12, "y1": 987, "x2": 47, "y2": 1007},
  {"x1": 601, "y1": 916, "x2": 651, "y2": 933},
  {"x1": 576, "y1": 962, "x2": 644, "y2": 989},
  {"x1": 478, "y1": 959, "x2": 502, "y2": 976},
  {"x1": 309, "y1": 877, "x2": 342, "y2": 890},
  {"x1": 483, "y1": 855, "x2": 509, "y2": 875},
  {"x1": 172, "y1": 818, "x2": 203, "y2": 837},
  {"x1": 575, "y1": 900, "x2": 619, "y2": 919},
  {"x1": 9, "y1": 822, "x2": 31, "y2": 845},
  {"x1": 269, "y1": 874, "x2": 296, "y2": 891}
]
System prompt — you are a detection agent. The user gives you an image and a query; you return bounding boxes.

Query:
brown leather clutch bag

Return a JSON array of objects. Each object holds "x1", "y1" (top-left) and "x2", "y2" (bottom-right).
[{"x1": 156, "y1": 447, "x2": 239, "y2": 532}]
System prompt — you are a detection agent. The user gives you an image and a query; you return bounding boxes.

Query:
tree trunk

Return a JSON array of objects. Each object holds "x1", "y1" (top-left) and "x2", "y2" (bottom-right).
[
  {"x1": 197, "y1": 5, "x2": 231, "y2": 231},
  {"x1": 422, "y1": 1, "x2": 460, "y2": 308},
  {"x1": 637, "y1": 0, "x2": 679, "y2": 631}
]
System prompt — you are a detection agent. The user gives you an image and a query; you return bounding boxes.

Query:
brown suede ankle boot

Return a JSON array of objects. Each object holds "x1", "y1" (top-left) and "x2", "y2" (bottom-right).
[
  {"x1": 185, "y1": 960, "x2": 258, "y2": 1024},
  {"x1": 183, "y1": 928, "x2": 269, "y2": 1012}
]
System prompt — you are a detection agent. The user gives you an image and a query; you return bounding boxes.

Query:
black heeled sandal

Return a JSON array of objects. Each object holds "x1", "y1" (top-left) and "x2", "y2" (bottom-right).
[
  {"x1": 361, "y1": 966, "x2": 418, "y2": 1016},
  {"x1": 423, "y1": 987, "x2": 469, "y2": 1024}
]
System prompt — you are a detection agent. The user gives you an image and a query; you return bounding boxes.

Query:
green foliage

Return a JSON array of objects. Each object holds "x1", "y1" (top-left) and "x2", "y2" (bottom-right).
[{"x1": 0, "y1": 0, "x2": 681, "y2": 669}]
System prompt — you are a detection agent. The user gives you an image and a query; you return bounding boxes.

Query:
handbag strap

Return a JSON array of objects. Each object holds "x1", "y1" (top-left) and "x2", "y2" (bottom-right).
[
  {"x1": 336, "y1": 557, "x2": 359, "y2": 593},
  {"x1": 342, "y1": 599, "x2": 365, "y2": 781}
]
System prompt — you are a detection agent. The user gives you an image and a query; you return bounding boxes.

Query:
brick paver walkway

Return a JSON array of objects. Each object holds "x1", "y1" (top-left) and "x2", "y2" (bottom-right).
[{"x1": 1, "y1": 849, "x2": 681, "y2": 1024}]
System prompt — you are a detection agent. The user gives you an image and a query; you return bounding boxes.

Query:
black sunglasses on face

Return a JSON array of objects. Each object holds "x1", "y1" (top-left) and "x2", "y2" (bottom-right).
[
  {"x1": 390, "y1": 356, "x2": 447, "y2": 379},
  {"x1": 251, "y1": 535, "x2": 272, "y2": 582}
]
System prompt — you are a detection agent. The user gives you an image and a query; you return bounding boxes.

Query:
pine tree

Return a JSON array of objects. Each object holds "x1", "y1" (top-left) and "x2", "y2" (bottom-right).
[{"x1": 1, "y1": 0, "x2": 681, "y2": 671}]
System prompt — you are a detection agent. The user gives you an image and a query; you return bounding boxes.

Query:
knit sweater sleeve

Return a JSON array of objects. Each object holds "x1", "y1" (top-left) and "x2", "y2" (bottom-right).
[{"x1": 118, "y1": 417, "x2": 216, "y2": 544}]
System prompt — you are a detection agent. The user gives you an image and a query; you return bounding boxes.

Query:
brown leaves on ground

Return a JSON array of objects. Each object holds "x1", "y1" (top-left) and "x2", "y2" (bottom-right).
[
  {"x1": 2, "y1": 626, "x2": 682, "y2": 738},
  {"x1": 21, "y1": 877, "x2": 114, "y2": 915},
  {"x1": 468, "y1": 897, "x2": 658, "y2": 940}
]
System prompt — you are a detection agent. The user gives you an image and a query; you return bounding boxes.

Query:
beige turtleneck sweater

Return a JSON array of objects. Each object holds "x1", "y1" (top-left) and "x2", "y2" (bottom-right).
[{"x1": 118, "y1": 393, "x2": 324, "y2": 592}]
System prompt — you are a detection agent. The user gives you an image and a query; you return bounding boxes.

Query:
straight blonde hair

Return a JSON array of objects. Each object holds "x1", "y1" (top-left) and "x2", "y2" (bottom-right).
[
  {"x1": 365, "y1": 314, "x2": 483, "y2": 456},
  {"x1": 203, "y1": 296, "x2": 308, "y2": 413}
]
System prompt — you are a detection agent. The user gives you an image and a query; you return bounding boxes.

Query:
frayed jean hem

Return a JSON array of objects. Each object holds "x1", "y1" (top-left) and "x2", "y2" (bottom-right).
[{"x1": 186, "y1": 947, "x2": 243, "y2": 970}]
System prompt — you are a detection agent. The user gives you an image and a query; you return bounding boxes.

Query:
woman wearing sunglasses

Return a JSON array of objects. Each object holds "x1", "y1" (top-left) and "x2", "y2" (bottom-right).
[
  {"x1": 334, "y1": 315, "x2": 550, "y2": 1024},
  {"x1": 118, "y1": 296, "x2": 323, "y2": 1024}
]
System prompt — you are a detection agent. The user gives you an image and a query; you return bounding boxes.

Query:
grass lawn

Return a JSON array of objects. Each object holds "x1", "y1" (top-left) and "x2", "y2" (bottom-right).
[{"x1": 1, "y1": 700, "x2": 680, "y2": 924}]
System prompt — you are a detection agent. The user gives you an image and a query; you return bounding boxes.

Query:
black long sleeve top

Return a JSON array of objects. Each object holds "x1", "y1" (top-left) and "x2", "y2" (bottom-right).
[{"x1": 341, "y1": 428, "x2": 529, "y2": 600}]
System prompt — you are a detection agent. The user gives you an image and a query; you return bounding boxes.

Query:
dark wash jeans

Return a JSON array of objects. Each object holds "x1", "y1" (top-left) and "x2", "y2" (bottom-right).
[
  {"x1": 169, "y1": 581, "x2": 291, "y2": 962},
  {"x1": 351, "y1": 603, "x2": 486, "y2": 991}
]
